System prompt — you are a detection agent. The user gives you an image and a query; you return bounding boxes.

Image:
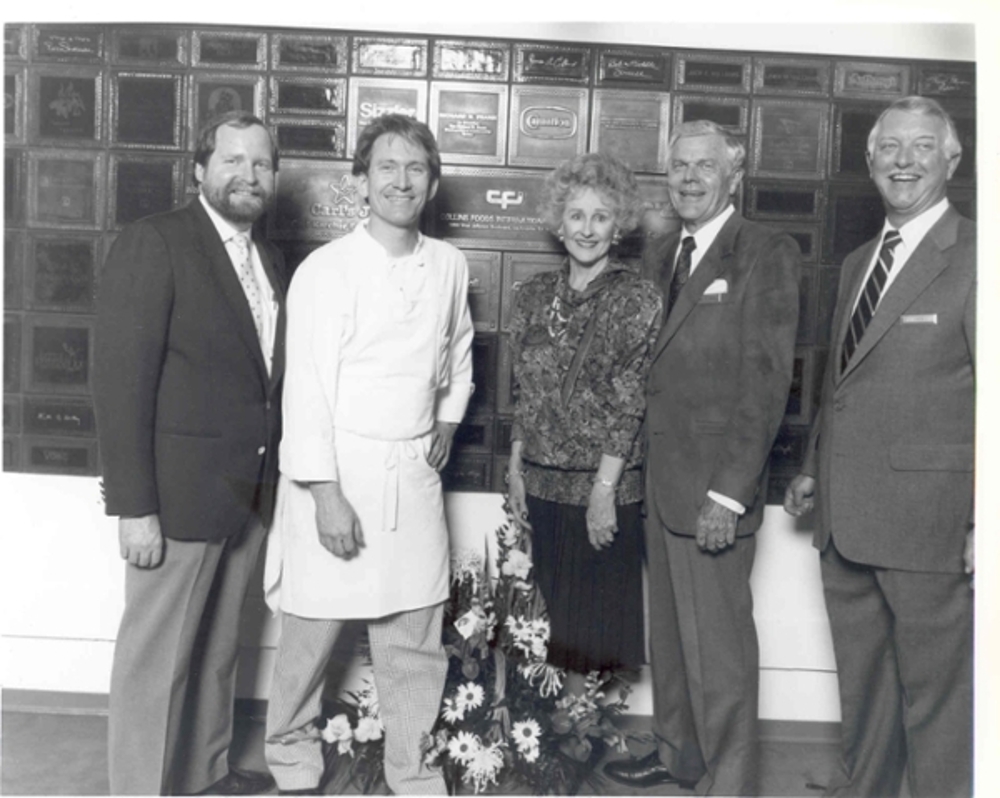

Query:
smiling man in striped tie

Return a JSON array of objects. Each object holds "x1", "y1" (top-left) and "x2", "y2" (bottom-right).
[{"x1": 785, "y1": 96, "x2": 975, "y2": 798}]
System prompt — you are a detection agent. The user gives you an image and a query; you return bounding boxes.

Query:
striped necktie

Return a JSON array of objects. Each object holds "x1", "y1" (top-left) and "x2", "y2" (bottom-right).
[
  {"x1": 231, "y1": 233, "x2": 264, "y2": 341},
  {"x1": 668, "y1": 235, "x2": 697, "y2": 315},
  {"x1": 841, "y1": 229, "x2": 901, "y2": 371}
]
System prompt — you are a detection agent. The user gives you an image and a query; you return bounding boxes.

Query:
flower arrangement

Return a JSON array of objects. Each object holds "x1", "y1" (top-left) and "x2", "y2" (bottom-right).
[{"x1": 313, "y1": 504, "x2": 638, "y2": 794}]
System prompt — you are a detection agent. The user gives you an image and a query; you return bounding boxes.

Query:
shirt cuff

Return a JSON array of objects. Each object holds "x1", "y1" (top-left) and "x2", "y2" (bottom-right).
[{"x1": 707, "y1": 490, "x2": 746, "y2": 516}]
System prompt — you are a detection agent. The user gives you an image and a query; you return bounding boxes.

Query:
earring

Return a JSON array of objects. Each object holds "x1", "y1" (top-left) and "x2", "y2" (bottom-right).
[{"x1": 612, "y1": 229, "x2": 621, "y2": 246}]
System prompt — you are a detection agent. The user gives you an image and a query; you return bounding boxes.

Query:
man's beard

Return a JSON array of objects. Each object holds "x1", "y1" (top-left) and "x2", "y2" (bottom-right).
[{"x1": 202, "y1": 179, "x2": 269, "y2": 225}]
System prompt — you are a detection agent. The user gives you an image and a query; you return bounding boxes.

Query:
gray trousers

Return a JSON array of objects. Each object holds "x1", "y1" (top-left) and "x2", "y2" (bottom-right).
[
  {"x1": 108, "y1": 520, "x2": 266, "y2": 795},
  {"x1": 265, "y1": 605, "x2": 448, "y2": 795}
]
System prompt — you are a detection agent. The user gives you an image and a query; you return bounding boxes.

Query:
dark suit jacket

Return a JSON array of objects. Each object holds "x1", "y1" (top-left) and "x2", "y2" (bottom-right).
[
  {"x1": 803, "y1": 207, "x2": 975, "y2": 573},
  {"x1": 643, "y1": 212, "x2": 800, "y2": 537},
  {"x1": 95, "y1": 198, "x2": 287, "y2": 542}
]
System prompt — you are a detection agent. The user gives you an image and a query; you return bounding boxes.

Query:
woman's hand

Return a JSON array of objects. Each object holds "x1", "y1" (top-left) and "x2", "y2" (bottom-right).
[
  {"x1": 508, "y1": 465, "x2": 533, "y2": 532},
  {"x1": 586, "y1": 482, "x2": 618, "y2": 551}
]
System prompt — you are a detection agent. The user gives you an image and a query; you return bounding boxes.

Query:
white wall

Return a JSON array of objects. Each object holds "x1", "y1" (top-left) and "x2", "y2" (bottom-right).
[{"x1": 1, "y1": 16, "x2": 987, "y2": 730}]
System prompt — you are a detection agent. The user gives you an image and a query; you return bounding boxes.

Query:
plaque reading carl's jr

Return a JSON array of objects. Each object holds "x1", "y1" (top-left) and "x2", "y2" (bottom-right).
[
  {"x1": 752, "y1": 100, "x2": 830, "y2": 179},
  {"x1": 270, "y1": 159, "x2": 368, "y2": 242},
  {"x1": 509, "y1": 86, "x2": 588, "y2": 168},
  {"x1": 26, "y1": 315, "x2": 93, "y2": 395},
  {"x1": 430, "y1": 82, "x2": 507, "y2": 166},
  {"x1": 347, "y1": 78, "x2": 427, "y2": 158},
  {"x1": 591, "y1": 89, "x2": 670, "y2": 173}
]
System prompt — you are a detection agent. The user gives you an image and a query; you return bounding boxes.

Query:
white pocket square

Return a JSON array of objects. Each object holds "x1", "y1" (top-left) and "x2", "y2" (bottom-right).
[
  {"x1": 901, "y1": 313, "x2": 938, "y2": 325},
  {"x1": 704, "y1": 278, "x2": 729, "y2": 296}
]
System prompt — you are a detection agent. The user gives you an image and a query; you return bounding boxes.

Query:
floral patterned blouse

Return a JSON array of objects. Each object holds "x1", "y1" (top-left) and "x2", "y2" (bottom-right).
[{"x1": 510, "y1": 260, "x2": 663, "y2": 506}]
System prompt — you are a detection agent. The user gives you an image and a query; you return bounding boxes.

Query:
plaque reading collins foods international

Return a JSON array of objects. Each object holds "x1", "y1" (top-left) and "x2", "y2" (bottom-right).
[
  {"x1": 269, "y1": 76, "x2": 346, "y2": 116},
  {"x1": 270, "y1": 159, "x2": 368, "y2": 242},
  {"x1": 113, "y1": 29, "x2": 187, "y2": 66},
  {"x1": 433, "y1": 167, "x2": 556, "y2": 252},
  {"x1": 34, "y1": 26, "x2": 104, "y2": 62},
  {"x1": 430, "y1": 82, "x2": 508, "y2": 166},
  {"x1": 27, "y1": 234, "x2": 98, "y2": 311},
  {"x1": 509, "y1": 86, "x2": 587, "y2": 168},
  {"x1": 192, "y1": 31, "x2": 266, "y2": 69},
  {"x1": 676, "y1": 53, "x2": 751, "y2": 93},
  {"x1": 26, "y1": 315, "x2": 93, "y2": 395},
  {"x1": 432, "y1": 40, "x2": 509, "y2": 83},
  {"x1": 28, "y1": 151, "x2": 104, "y2": 230},
  {"x1": 347, "y1": 78, "x2": 427, "y2": 158},
  {"x1": 112, "y1": 72, "x2": 183, "y2": 149},
  {"x1": 34, "y1": 70, "x2": 102, "y2": 144},
  {"x1": 352, "y1": 37, "x2": 428, "y2": 77},
  {"x1": 111, "y1": 157, "x2": 178, "y2": 227},
  {"x1": 753, "y1": 57, "x2": 831, "y2": 97},
  {"x1": 591, "y1": 89, "x2": 670, "y2": 173},
  {"x1": 673, "y1": 94, "x2": 748, "y2": 135},
  {"x1": 514, "y1": 43, "x2": 591, "y2": 85},
  {"x1": 752, "y1": 100, "x2": 830, "y2": 180},
  {"x1": 596, "y1": 48, "x2": 671, "y2": 88},
  {"x1": 834, "y1": 61, "x2": 910, "y2": 100},
  {"x1": 271, "y1": 33, "x2": 348, "y2": 73}
]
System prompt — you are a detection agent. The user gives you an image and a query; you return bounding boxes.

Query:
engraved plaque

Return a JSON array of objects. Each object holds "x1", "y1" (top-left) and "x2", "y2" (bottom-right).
[
  {"x1": 467, "y1": 334, "x2": 497, "y2": 418},
  {"x1": 432, "y1": 39, "x2": 509, "y2": 82},
  {"x1": 6, "y1": 69, "x2": 24, "y2": 140},
  {"x1": 917, "y1": 64, "x2": 975, "y2": 98},
  {"x1": 834, "y1": 61, "x2": 910, "y2": 99},
  {"x1": 5, "y1": 24, "x2": 27, "y2": 60},
  {"x1": 747, "y1": 181, "x2": 823, "y2": 220},
  {"x1": 111, "y1": 158, "x2": 178, "y2": 227},
  {"x1": 192, "y1": 75, "x2": 263, "y2": 134},
  {"x1": 441, "y1": 452, "x2": 492, "y2": 493},
  {"x1": 353, "y1": 36, "x2": 428, "y2": 77},
  {"x1": 825, "y1": 186, "x2": 884, "y2": 264},
  {"x1": 832, "y1": 104, "x2": 881, "y2": 178},
  {"x1": 112, "y1": 73, "x2": 183, "y2": 149},
  {"x1": 514, "y1": 43, "x2": 591, "y2": 84},
  {"x1": 463, "y1": 250, "x2": 502, "y2": 332},
  {"x1": 23, "y1": 436, "x2": 99, "y2": 476},
  {"x1": 495, "y1": 416, "x2": 514, "y2": 455},
  {"x1": 270, "y1": 159, "x2": 368, "y2": 242},
  {"x1": 34, "y1": 72, "x2": 101, "y2": 143},
  {"x1": 430, "y1": 82, "x2": 508, "y2": 166},
  {"x1": 274, "y1": 119, "x2": 346, "y2": 158},
  {"x1": 591, "y1": 89, "x2": 670, "y2": 173},
  {"x1": 347, "y1": 78, "x2": 428, "y2": 157},
  {"x1": 453, "y1": 416, "x2": 494, "y2": 453},
  {"x1": 29, "y1": 151, "x2": 104, "y2": 229},
  {"x1": 597, "y1": 48, "x2": 671, "y2": 87},
  {"x1": 676, "y1": 54, "x2": 751, "y2": 93},
  {"x1": 509, "y1": 86, "x2": 588, "y2": 168},
  {"x1": 432, "y1": 167, "x2": 557, "y2": 252},
  {"x1": 752, "y1": 100, "x2": 830, "y2": 179},
  {"x1": 27, "y1": 235, "x2": 98, "y2": 311},
  {"x1": 5, "y1": 232, "x2": 24, "y2": 309},
  {"x1": 26, "y1": 315, "x2": 93, "y2": 395},
  {"x1": 193, "y1": 31, "x2": 265, "y2": 68},
  {"x1": 4, "y1": 315, "x2": 21, "y2": 392},
  {"x1": 114, "y1": 29, "x2": 187, "y2": 65},
  {"x1": 673, "y1": 94, "x2": 748, "y2": 135},
  {"x1": 272, "y1": 34, "x2": 348, "y2": 73},
  {"x1": 500, "y1": 252, "x2": 564, "y2": 331},
  {"x1": 753, "y1": 57, "x2": 831, "y2": 97},
  {"x1": 23, "y1": 397, "x2": 95, "y2": 437},
  {"x1": 269, "y1": 76, "x2": 346, "y2": 116},
  {"x1": 34, "y1": 26, "x2": 104, "y2": 62}
]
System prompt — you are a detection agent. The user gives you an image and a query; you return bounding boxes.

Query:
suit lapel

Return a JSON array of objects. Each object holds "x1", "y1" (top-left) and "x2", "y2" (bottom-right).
[
  {"x1": 839, "y1": 208, "x2": 960, "y2": 382},
  {"x1": 651, "y1": 213, "x2": 737, "y2": 362},
  {"x1": 188, "y1": 199, "x2": 270, "y2": 385},
  {"x1": 832, "y1": 238, "x2": 879, "y2": 381},
  {"x1": 255, "y1": 233, "x2": 286, "y2": 392}
]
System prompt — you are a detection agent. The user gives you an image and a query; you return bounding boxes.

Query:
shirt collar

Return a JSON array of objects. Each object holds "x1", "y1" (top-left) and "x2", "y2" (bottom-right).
[
  {"x1": 199, "y1": 194, "x2": 249, "y2": 244},
  {"x1": 883, "y1": 197, "x2": 950, "y2": 252},
  {"x1": 683, "y1": 203, "x2": 735, "y2": 254},
  {"x1": 357, "y1": 222, "x2": 426, "y2": 265}
]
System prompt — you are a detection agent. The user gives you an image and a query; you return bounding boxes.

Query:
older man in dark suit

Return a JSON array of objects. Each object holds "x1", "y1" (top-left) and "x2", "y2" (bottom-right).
[
  {"x1": 785, "y1": 96, "x2": 974, "y2": 798},
  {"x1": 604, "y1": 120, "x2": 799, "y2": 796},
  {"x1": 95, "y1": 111, "x2": 285, "y2": 795}
]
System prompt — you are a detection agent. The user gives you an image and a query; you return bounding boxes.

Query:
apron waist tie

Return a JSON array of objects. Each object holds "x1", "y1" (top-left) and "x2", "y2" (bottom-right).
[{"x1": 382, "y1": 440, "x2": 420, "y2": 531}]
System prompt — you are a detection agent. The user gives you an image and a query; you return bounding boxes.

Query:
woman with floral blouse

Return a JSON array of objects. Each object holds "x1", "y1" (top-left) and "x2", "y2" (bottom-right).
[{"x1": 507, "y1": 153, "x2": 663, "y2": 693}]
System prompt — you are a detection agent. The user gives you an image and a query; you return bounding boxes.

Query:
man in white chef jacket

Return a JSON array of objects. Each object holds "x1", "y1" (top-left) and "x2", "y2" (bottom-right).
[{"x1": 262, "y1": 113, "x2": 474, "y2": 795}]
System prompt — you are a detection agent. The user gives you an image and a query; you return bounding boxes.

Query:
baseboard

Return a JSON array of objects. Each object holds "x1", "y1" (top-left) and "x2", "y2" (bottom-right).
[{"x1": 2, "y1": 689, "x2": 840, "y2": 745}]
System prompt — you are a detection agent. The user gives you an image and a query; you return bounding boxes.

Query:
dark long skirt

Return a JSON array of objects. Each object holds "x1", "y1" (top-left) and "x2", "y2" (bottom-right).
[{"x1": 525, "y1": 494, "x2": 645, "y2": 673}]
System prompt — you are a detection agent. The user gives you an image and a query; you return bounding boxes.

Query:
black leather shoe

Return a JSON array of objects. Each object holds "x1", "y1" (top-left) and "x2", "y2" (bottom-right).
[
  {"x1": 198, "y1": 768, "x2": 276, "y2": 795},
  {"x1": 603, "y1": 752, "x2": 697, "y2": 790}
]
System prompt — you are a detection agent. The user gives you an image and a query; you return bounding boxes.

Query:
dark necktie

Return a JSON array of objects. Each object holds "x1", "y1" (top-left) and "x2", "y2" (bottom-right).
[
  {"x1": 841, "y1": 229, "x2": 902, "y2": 371},
  {"x1": 668, "y1": 235, "x2": 697, "y2": 314}
]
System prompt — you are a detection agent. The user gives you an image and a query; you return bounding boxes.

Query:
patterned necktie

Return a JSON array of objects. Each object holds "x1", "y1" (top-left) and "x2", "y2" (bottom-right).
[
  {"x1": 841, "y1": 229, "x2": 902, "y2": 371},
  {"x1": 668, "y1": 236, "x2": 697, "y2": 314},
  {"x1": 231, "y1": 233, "x2": 264, "y2": 341}
]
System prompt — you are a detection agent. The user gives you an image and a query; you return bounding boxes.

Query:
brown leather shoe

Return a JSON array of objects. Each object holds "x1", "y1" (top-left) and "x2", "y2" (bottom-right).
[
  {"x1": 603, "y1": 752, "x2": 698, "y2": 790},
  {"x1": 198, "y1": 768, "x2": 276, "y2": 795}
]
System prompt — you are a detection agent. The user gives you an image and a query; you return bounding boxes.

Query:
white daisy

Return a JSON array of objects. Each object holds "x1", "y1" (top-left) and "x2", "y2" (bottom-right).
[
  {"x1": 448, "y1": 731, "x2": 481, "y2": 765},
  {"x1": 456, "y1": 681, "x2": 485, "y2": 711},
  {"x1": 441, "y1": 696, "x2": 465, "y2": 723},
  {"x1": 511, "y1": 719, "x2": 542, "y2": 752}
]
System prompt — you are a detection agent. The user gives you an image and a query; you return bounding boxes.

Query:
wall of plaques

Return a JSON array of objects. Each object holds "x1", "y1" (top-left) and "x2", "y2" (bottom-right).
[{"x1": 3, "y1": 23, "x2": 976, "y2": 497}]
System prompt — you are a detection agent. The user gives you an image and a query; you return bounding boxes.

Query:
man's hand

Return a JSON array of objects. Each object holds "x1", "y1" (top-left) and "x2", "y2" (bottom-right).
[
  {"x1": 586, "y1": 483, "x2": 618, "y2": 551},
  {"x1": 119, "y1": 514, "x2": 164, "y2": 568},
  {"x1": 784, "y1": 474, "x2": 817, "y2": 517},
  {"x1": 964, "y1": 528, "x2": 974, "y2": 588},
  {"x1": 311, "y1": 482, "x2": 365, "y2": 560},
  {"x1": 427, "y1": 421, "x2": 458, "y2": 471},
  {"x1": 696, "y1": 498, "x2": 737, "y2": 553}
]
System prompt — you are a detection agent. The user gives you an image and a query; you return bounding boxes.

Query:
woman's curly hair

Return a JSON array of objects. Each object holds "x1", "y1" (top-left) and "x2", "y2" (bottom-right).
[{"x1": 537, "y1": 153, "x2": 645, "y2": 235}]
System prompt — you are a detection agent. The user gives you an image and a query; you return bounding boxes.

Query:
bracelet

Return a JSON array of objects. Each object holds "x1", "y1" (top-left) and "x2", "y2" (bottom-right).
[
  {"x1": 594, "y1": 476, "x2": 616, "y2": 488},
  {"x1": 505, "y1": 467, "x2": 527, "y2": 485}
]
